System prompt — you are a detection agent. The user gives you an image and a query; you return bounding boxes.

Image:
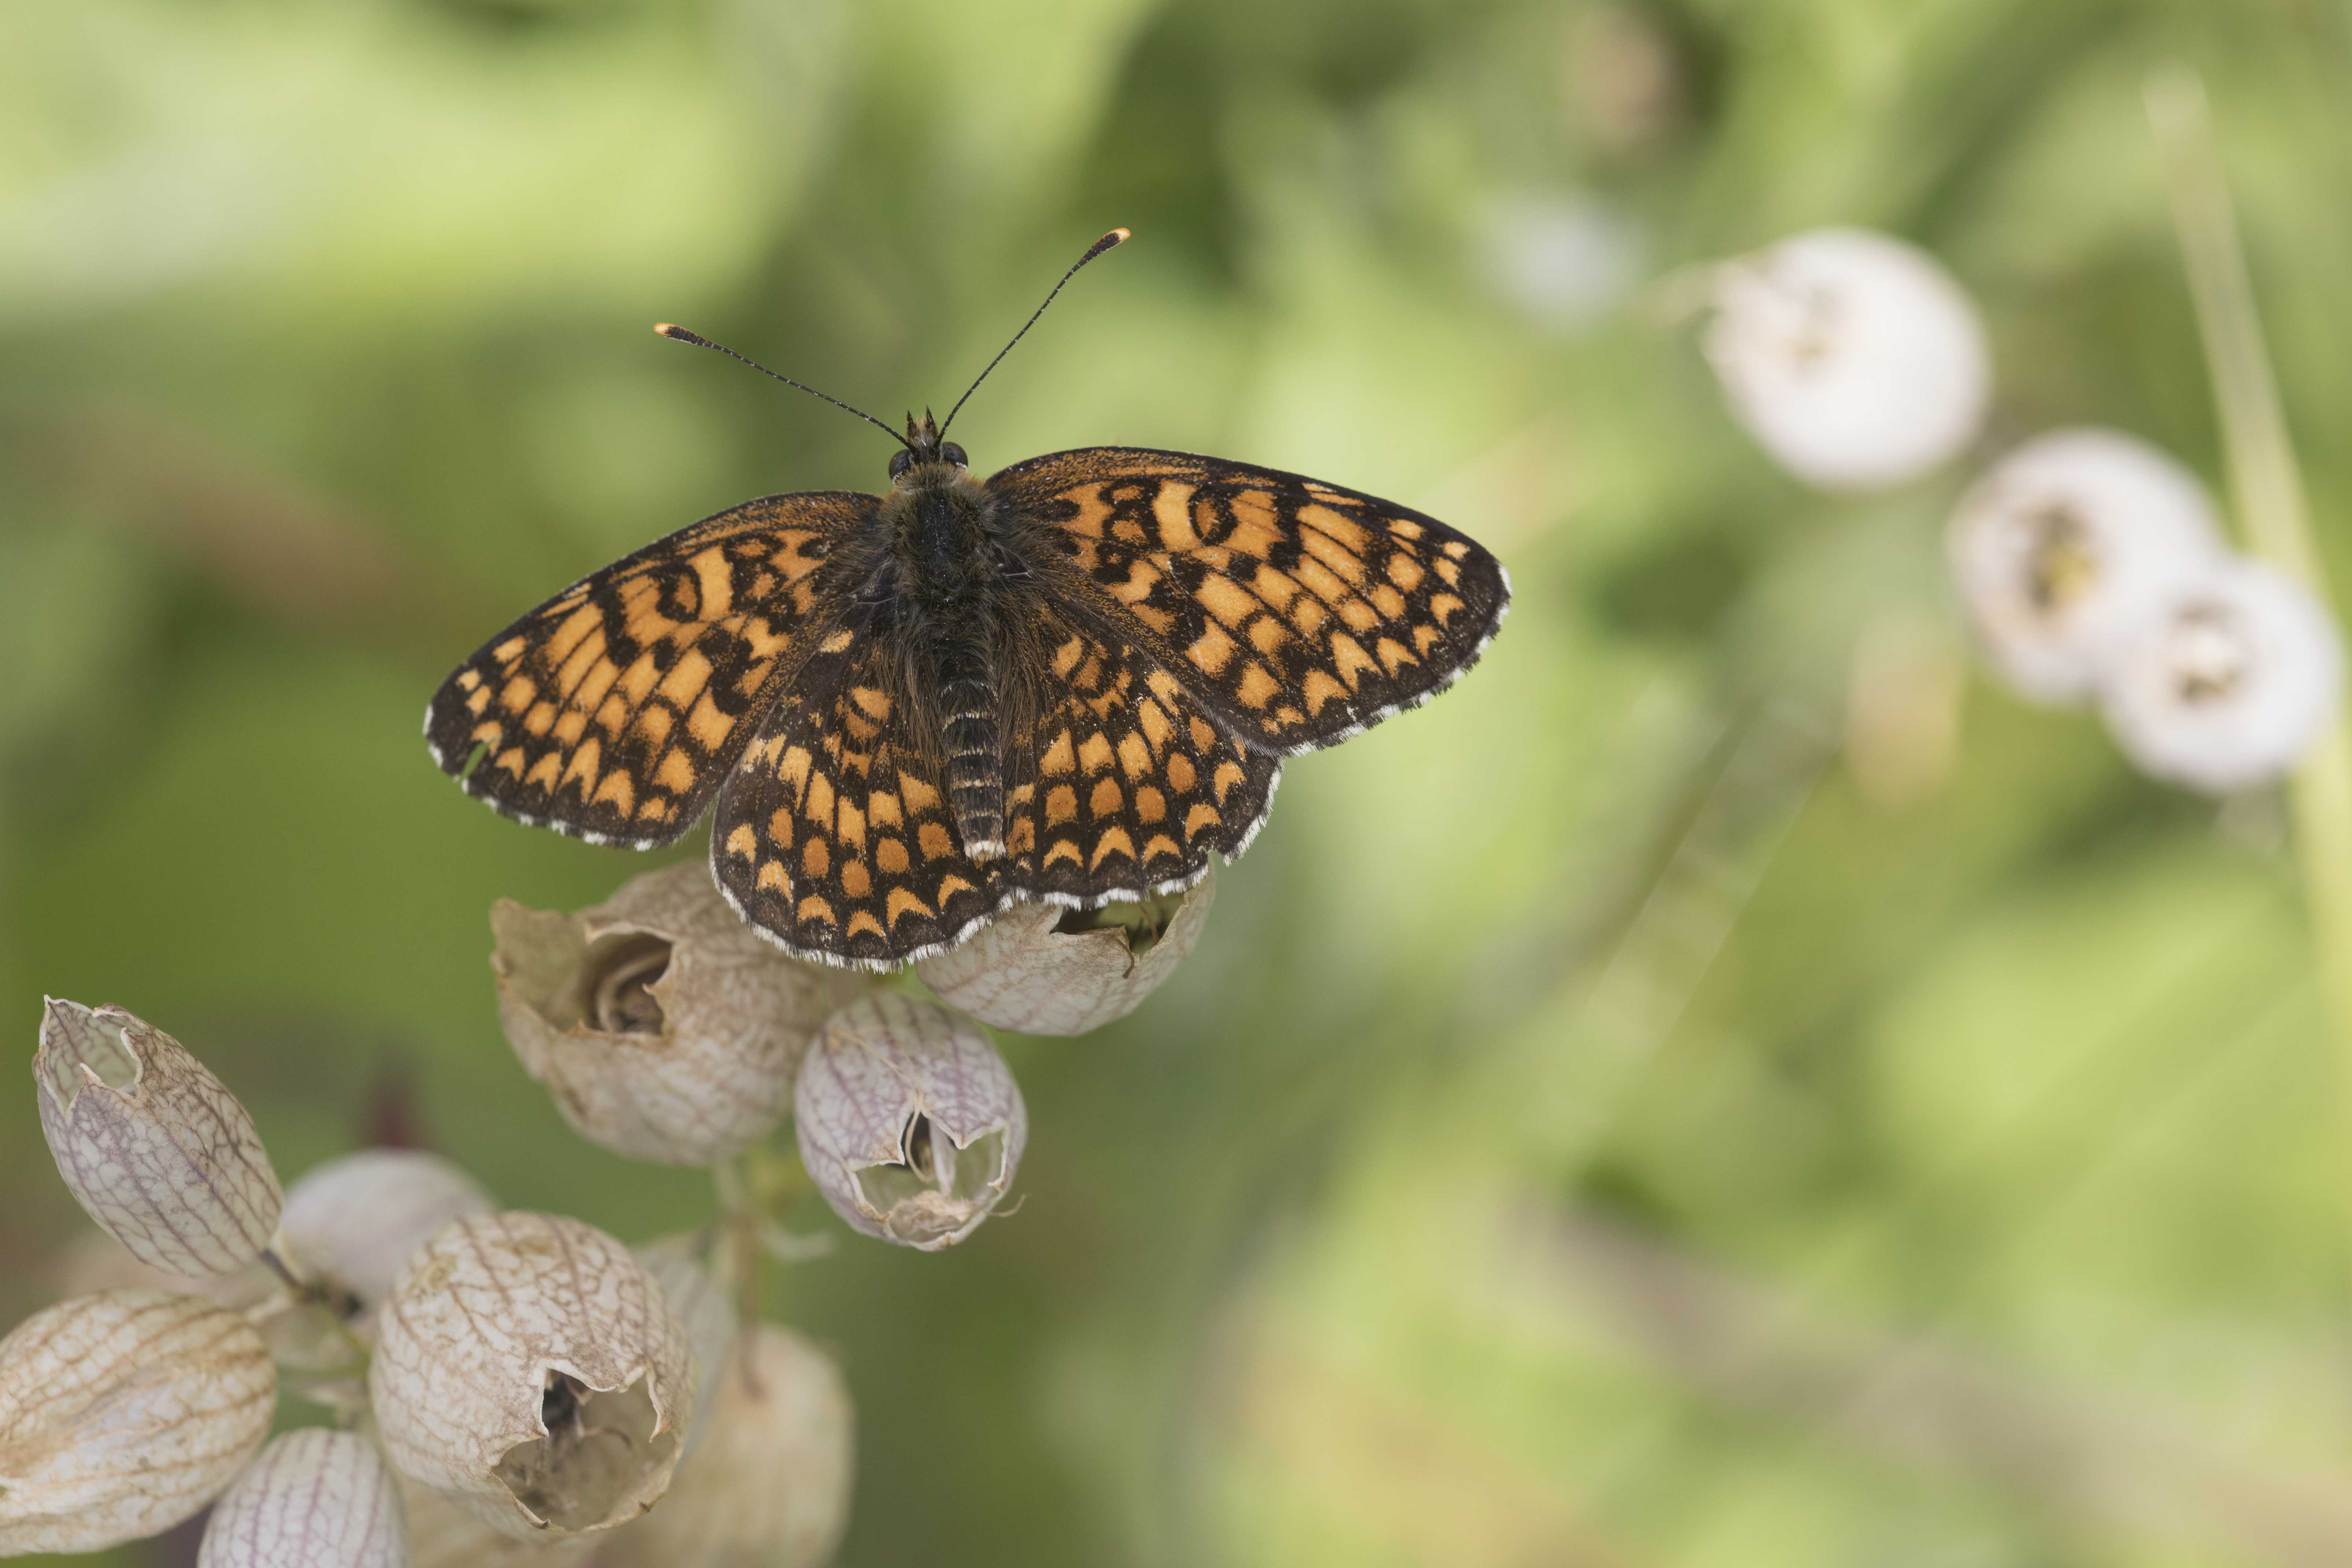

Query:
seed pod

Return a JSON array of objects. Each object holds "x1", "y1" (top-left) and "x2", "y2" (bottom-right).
[
  {"x1": 2098, "y1": 557, "x2": 2344, "y2": 793},
  {"x1": 916, "y1": 878, "x2": 1214, "y2": 1036},
  {"x1": 794, "y1": 993, "x2": 1027, "y2": 1251},
  {"x1": 0, "y1": 1289, "x2": 276, "y2": 1555},
  {"x1": 196, "y1": 1429, "x2": 408, "y2": 1568},
  {"x1": 491, "y1": 863, "x2": 865, "y2": 1165},
  {"x1": 396, "y1": 1471, "x2": 591, "y2": 1568},
  {"x1": 33, "y1": 999, "x2": 284, "y2": 1278},
  {"x1": 594, "y1": 1326, "x2": 853, "y2": 1568},
  {"x1": 1704, "y1": 227, "x2": 1990, "y2": 491},
  {"x1": 632, "y1": 1235, "x2": 738, "y2": 1455},
  {"x1": 1949, "y1": 429, "x2": 2229, "y2": 703},
  {"x1": 279, "y1": 1148, "x2": 495, "y2": 1309},
  {"x1": 369, "y1": 1211, "x2": 693, "y2": 1542}
]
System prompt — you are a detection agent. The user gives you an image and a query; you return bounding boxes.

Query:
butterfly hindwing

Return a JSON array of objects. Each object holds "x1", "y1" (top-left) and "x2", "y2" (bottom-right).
[
  {"x1": 424, "y1": 491, "x2": 878, "y2": 847},
  {"x1": 986, "y1": 448, "x2": 1510, "y2": 756}
]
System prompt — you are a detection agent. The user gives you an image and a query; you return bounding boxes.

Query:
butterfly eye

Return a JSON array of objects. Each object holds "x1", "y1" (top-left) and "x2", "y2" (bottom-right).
[
  {"x1": 888, "y1": 449, "x2": 913, "y2": 480},
  {"x1": 941, "y1": 442, "x2": 968, "y2": 469}
]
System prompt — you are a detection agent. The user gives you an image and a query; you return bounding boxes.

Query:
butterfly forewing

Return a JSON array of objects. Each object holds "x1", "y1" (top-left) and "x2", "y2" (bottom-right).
[
  {"x1": 985, "y1": 448, "x2": 1510, "y2": 756},
  {"x1": 424, "y1": 491, "x2": 877, "y2": 846}
]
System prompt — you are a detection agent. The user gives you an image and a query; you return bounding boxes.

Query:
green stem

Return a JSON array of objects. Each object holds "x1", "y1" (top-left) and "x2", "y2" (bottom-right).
[{"x1": 2148, "y1": 64, "x2": 2352, "y2": 1261}]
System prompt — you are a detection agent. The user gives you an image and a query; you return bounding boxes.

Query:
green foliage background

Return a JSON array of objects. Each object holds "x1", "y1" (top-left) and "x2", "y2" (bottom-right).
[{"x1": 7, "y1": 0, "x2": 2352, "y2": 1563}]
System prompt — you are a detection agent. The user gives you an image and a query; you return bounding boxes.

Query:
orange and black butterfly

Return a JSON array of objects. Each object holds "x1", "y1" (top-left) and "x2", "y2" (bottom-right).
[{"x1": 425, "y1": 231, "x2": 1509, "y2": 970}]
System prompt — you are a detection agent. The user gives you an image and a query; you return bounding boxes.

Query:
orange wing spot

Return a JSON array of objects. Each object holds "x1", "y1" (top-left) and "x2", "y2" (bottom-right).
[
  {"x1": 1167, "y1": 754, "x2": 1197, "y2": 792},
  {"x1": 936, "y1": 873, "x2": 979, "y2": 902},
  {"x1": 1274, "y1": 704, "x2": 1304, "y2": 727},
  {"x1": 632, "y1": 705, "x2": 674, "y2": 751},
  {"x1": 552, "y1": 623, "x2": 607, "y2": 699},
  {"x1": 1301, "y1": 668, "x2": 1347, "y2": 715},
  {"x1": 559, "y1": 738, "x2": 602, "y2": 791},
  {"x1": 1040, "y1": 730, "x2": 1077, "y2": 776},
  {"x1": 466, "y1": 686, "x2": 493, "y2": 716},
  {"x1": 1435, "y1": 557, "x2": 1462, "y2": 587},
  {"x1": 797, "y1": 895, "x2": 837, "y2": 927},
  {"x1": 1090, "y1": 777, "x2": 1123, "y2": 817},
  {"x1": 1299, "y1": 503, "x2": 1370, "y2": 555},
  {"x1": 1252, "y1": 564, "x2": 1301, "y2": 610},
  {"x1": 689, "y1": 546, "x2": 734, "y2": 619},
  {"x1": 1006, "y1": 817, "x2": 1037, "y2": 854},
  {"x1": 1188, "y1": 624, "x2": 1237, "y2": 677},
  {"x1": 1375, "y1": 637, "x2": 1416, "y2": 675},
  {"x1": 1135, "y1": 785, "x2": 1166, "y2": 824},
  {"x1": 1051, "y1": 637, "x2": 1086, "y2": 678},
  {"x1": 523, "y1": 702, "x2": 557, "y2": 738},
  {"x1": 492, "y1": 636, "x2": 528, "y2": 664},
  {"x1": 918, "y1": 822, "x2": 955, "y2": 859},
  {"x1": 819, "y1": 629, "x2": 856, "y2": 654},
  {"x1": 553, "y1": 709, "x2": 587, "y2": 746},
  {"x1": 1300, "y1": 525, "x2": 1369, "y2": 586},
  {"x1": 1137, "y1": 698, "x2": 1174, "y2": 749},
  {"x1": 779, "y1": 745, "x2": 813, "y2": 792},
  {"x1": 1211, "y1": 761, "x2": 1246, "y2": 803},
  {"x1": 1090, "y1": 828, "x2": 1136, "y2": 868},
  {"x1": 898, "y1": 771, "x2": 941, "y2": 813},
  {"x1": 1043, "y1": 838, "x2": 1083, "y2": 868},
  {"x1": 594, "y1": 692, "x2": 631, "y2": 737},
  {"x1": 500, "y1": 676, "x2": 537, "y2": 714},
  {"x1": 1107, "y1": 560, "x2": 1162, "y2": 605},
  {"x1": 492, "y1": 746, "x2": 527, "y2": 779},
  {"x1": 1336, "y1": 595, "x2": 1381, "y2": 633},
  {"x1": 656, "y1": 750, "x2": 696, "y2": 794},
  {"x1": 1367, "y1": 583, "x2": 1408, "y2": 620},
  {"x1": 804, "y1": 771, "x2": 836, "y2": 827},
  {"x1": 1390, "y1": 518, "x2": 1426, "y2": 541},
  {"x1": 1441, "y1": 539, "x2": 1471, "y2": 560},
  {"x1": 524, "y1": 752, "x2": 561, "y2": 790},
  {"x1": 592, "y1": 771, "x2": 635, "y2": 815},
  {"x1": 757, "y1": 860, "x2": 788, "y2": 892},
  {"x1": 1117, "y1": 731, "x2": 1151, "y2": 778},
  {"x1": 847, "y1": 910, "x2": 886, "y2": 941},
  {"x1": 456, "y1": 669, "x2": 483, "y2": 691},
  {"x1": 1078, "y1": 733, "x2": 1115, "y2": 774},
  {"x1": 767, "y1": 807, "x2": 796, "y2": 849},
  {"x1": 687, "y1": 692, "x2": 731, "y2": 752},
  {"x1": 1234, "y1": 663, "x2": 1278, "y2": 711},
  {"x1": 1293, "y1": 555, "x2": 1349, "y2": 606},
  {"x1": 1151, "y1": 480, "x2": 1200, "y2": 548},
  {"x1": 850, "y1": 686, "x2": 890, "y2": 719},
  {"x1": 1429, "y1": 592, "x2": 1466, "y2": 626},
  {"x1": 886, "y1": 888, "x2": 933, "y2": 926},
  {"x1": 1412, "y1": 623, "x2": 1443, "y2": 655},
  {"x1": 1247, "y1": 615, "x2": 1290, "y2": 656},
  {"x1": 1188, "y1": 717, "x2": 1217, "y2": 751},
  {"x1": 1330, "y1": 633, "x2": 1378, "y2": 689},
  {"x1": 1063, "y1": 490, "x2": 1111, "y2": 539},
  {"x1": 1142, "y1": 833, "x2": 1182, "y2": 862},
  {"x1": 726, "y1": 823, "x2": 758, "y2": 860},
  {"x1": 841, "y1": 860, "x2": 871, "y2": 899},
  {"x1": 617, "y1": 653, "x2": 661, "y2": 707},
  {"x1": 868, "y1": 789, "x2": 903, "y2": 829},
  {"x1": 1386, "y1": 554, "x2": 1425, "y2": 592},
  {"x1": 1197, "y1": 573, "x2": 1255, "y2": 627},
  {"x1": 836, "y1": 799, "x2": 866, "y2": 851},
  {"x1": 735, "y1": 659, "x2": 774, "y2": 698},
  {"x1": 1045, "y1": 785, "x2": 1078, "y2": 826},
  {"x1": 1184, "y1": 803, "x2": 1221, "y2": 839},
  {"x1": 876, "y1": 837, "x2": 910, "y2": 874},
  {"x1": 657, "y1": 648, "x2": 713, "y2": 707},
  {"x1": 636, "y1": 798, "x2": 673, "y2": 826}
]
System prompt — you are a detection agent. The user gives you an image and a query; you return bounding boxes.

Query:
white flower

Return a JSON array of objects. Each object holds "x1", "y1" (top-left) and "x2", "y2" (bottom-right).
[
  {"x1": 593, "y1": 1326, "x2": 852, "y2": 1568},
  {"x1": 1948, "y1": 429, "x2": 2229, "y2": 703},
  {"x1": 916, "y1": 878, "x2": 1214, "y2": 1036},
  {"x1": 492, "y1": 863, "x2": 865, "y2": 1165},
  {"x1": 1704, "y1": 227, "x2": 1991, "y2": 490},
  {"x1": 196, "y1": 1429, "x2": 408, "y2": 1568},
  {"x1": 794, "y1": 993, "x2": 1027, "y2": 1251},
  {"x1": 0, "y1": 1289, "x2": 276, "y2": 1554},
  {"x1": 2098, "y1": 557, "x2": 2344, "y2": 793},
  {"x1": 369, "y1": 1212, "x2": 694, "y2": 1542},
  {"x1": 33, "y1": 999, "x2": 283, "y2": 1278},
  {"x1": 278, "y1": 1148, "x2": 495, "y2": 1310}
]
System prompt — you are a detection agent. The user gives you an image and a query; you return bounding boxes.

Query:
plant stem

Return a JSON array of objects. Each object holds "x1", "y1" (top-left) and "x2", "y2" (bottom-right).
[{"x1": 2147, "y1": 64, "x2": 2352, "y2": 1263}]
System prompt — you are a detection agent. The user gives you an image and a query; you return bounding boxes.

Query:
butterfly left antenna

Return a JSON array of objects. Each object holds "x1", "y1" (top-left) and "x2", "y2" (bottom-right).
[
  {"x1": 653, "y1": 324, "x2": 913, "y2": 450},
  {"x1": 938, "y1": 227, "x2": 1130, "y2": 439}
]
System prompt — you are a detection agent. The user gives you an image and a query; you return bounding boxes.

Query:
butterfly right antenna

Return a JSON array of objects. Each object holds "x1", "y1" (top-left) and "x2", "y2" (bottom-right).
[
  {"x1": 653, "y1": 323, "x2": 914, "y2": 451},
  {"x1": 938, "y1": 228, "x2": 1129, "y2": 439}
]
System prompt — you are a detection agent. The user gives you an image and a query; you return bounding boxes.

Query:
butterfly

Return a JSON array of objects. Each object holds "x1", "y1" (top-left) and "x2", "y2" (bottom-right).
[{"x1": 425, "y1": 230, "x2": 1510, "y2": 970}]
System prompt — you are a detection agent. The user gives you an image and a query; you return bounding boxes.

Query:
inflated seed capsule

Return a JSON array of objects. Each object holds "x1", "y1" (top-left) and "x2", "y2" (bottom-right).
[{"x1": 916, "y1": 876, "x2": 1214, "y2": 1037}]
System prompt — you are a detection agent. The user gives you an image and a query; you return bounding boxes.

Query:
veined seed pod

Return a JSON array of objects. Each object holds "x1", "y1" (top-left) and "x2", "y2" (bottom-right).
[
  {"x1": 916, "y1": 877, "x2": 1214, "y2": 1036},
  {"x1": 33, "y1": 999, "x2": 283, "y2": 1277},
  {"x1": 196, "y1": 1428, "x2": 408, "y2": 1568},
  {"x1": 0, "y1": 1289, "x2": 276, "y2": 1554},
  {"x1": 278, "y1": 1148, "x2": 495, "y2": 1310},
  {"x1": 369, "y1": 1211, "x2": 693, "y2": 1543},
  {"x1": 593, "y1": 1326, "x2": 853, "y2": 1568},
  {"x1": 1704, "y1": 227, "x2": 1990, "y2": 490},
  {"x1": 1948, "y1": 429, "x2": 2229, "y2": 703},
  {"x1": 633, "y1": 1234, "x2": 738, "y2": 1455},
  {"x1": 794, "y1": 993, "x2": 1027, "y2": 1251},
  {"x1": 492, "y1": 863, "x2": 865, "y2": 1165}
]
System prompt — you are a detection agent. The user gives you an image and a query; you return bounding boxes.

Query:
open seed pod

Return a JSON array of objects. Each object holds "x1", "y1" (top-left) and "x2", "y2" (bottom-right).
[
  {"x1": 492, "y1": 863, "x2": 866, "y2": 1165},
  {"x1": 916, "y1": 874, "x2": 1214, "y2": 1036},
  {"x1": 369, "y1": 1211, "x2": 693, "y2": 1543}
]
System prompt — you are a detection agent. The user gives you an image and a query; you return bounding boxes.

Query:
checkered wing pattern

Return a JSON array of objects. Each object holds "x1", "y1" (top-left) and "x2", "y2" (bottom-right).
[
  {"x1": 423, "y1": 492, "x2": 878, "y2": 847},
  {"x1": 986, "y1": 447, "x2": 1510, "y2": 755}
]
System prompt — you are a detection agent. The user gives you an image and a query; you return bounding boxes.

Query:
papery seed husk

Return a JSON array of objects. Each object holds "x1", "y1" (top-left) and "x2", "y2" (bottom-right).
[
  {"x1": 0, "y1": 1289, "x2": 277, "y2": 1555},
  {"x1": 34, "y1": 999, "x2": 284, "y2": 1277},
  {"x1": 369, "y1": 1211, "x2": 693, "y2": 1542},
  {"x1": 397, "y1": 1471, "x2": 593, "y2": 1568},
  {"x1": 592, "y1": 1326, "x2": 853, "y2": 1568},
  {"x1": 197, "y1": 1428, "x2": 408, "y2": 1568},
  {"x1": 916, "y1": 876, "x2": 1214, "y2": 1036},
  {"x1": 633, "y1": 1235, "x2": 738, "y2": 1457},
  {"x1": 492, "y1": 863, "x2": 867, "y2": 1165},
  {"x1": 279, "y1": 1148, "x2": 495, "y2": 1307}
]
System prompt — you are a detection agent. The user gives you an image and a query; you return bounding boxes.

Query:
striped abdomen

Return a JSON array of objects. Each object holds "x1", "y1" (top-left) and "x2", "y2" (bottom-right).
[{"x1": 938, "y1": 653, "x2": 1004, "y2": 861}]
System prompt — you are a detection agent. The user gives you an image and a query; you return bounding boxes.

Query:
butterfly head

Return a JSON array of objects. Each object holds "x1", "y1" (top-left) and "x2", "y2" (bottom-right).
[{"x1": 889, "y1": 409, "x2": 969, "y2": 486}]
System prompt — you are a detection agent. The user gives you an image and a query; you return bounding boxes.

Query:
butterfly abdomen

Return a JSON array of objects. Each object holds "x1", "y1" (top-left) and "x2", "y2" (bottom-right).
[{"x1": 938, "y1": 653, "x2": 1005, "y2": 861}]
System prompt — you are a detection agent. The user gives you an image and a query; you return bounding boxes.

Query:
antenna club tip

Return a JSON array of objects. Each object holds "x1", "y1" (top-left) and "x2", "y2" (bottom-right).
[
  {"x1": 653, "y1": 322, "x2": 684, "y2": 337},
  {"x1": 1108, "y1": 226, "x2": 1131, "y2": 243}
]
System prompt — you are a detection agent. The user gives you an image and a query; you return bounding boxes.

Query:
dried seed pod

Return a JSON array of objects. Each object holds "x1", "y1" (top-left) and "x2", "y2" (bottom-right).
[
  {"x1": 369, "y1": 1211, "x2": 693, "y2": 1542},
  {"x1": 1704, "y1": 227, "x2": 1990, "y2": 490},
  {"x1": 1948, "y1": 429, "x2": 2229, "y2": 703},
  {"x1": 492, "y1": 863, "x2": 865, "y2": 1165},
  {"x1": 279, "y1": 1148, "x2": 495, "y2": 1309},
  {"x1": 0, "y1": 1289, "x2": 276, "y2": 1555},
  {"x1": 396, "y1": 1471, "x2": 592, "y2": 1568},
  {"x1": 594, "y1": 1326, "x2": 853, "y2": 1568},
  {"x1": 2098, "y1": 557, "x2": 2345, "y2": 793},
  {"x1": 34, "y1": 999, "x2": 284, "y2": 1278},
  {"x1": 196, "y1": 1428, "x2": 408, "y2": 1568},
  {"x1": 916, "y1": 878, "x2": 1215, "y2": 1036},
  {"x1": 632, "y1": 1235, "x2": 738, "y2": 1455},
  {"x1": 794, "y1": 993, "x2": 1027, "y2": 1251}
]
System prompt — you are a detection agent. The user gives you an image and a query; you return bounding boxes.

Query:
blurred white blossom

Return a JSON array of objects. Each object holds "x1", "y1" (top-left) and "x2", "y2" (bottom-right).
[
  {"x1": 917, "y1": 879, "x2": 1214, "y2": 1036},
  {"x1": 1949, "y1": 429, "x2": 2229, "y2": 703},
  {"x1": 196, "y1": 1428, "x2": 409, "y2": 1568},
  {"x1": 2098, "y1": 557, "x2": 2344, "y2": 793},
  {"x1": 34, "y1": 999, "x2": 283, "y2": 1278},
  {"x1": 0, "y1": 1289, "x2": 276, "y2": 1554},
  {"x1": 1705, "y1": 226, "x2": 1990, "y2": 490},
  {"x1": 1485, "y1": 193, "x2": 1641, "y2": 334},
  {"x1": 795, "y1": 993, "x2": 1027, "y2": 1251}
]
